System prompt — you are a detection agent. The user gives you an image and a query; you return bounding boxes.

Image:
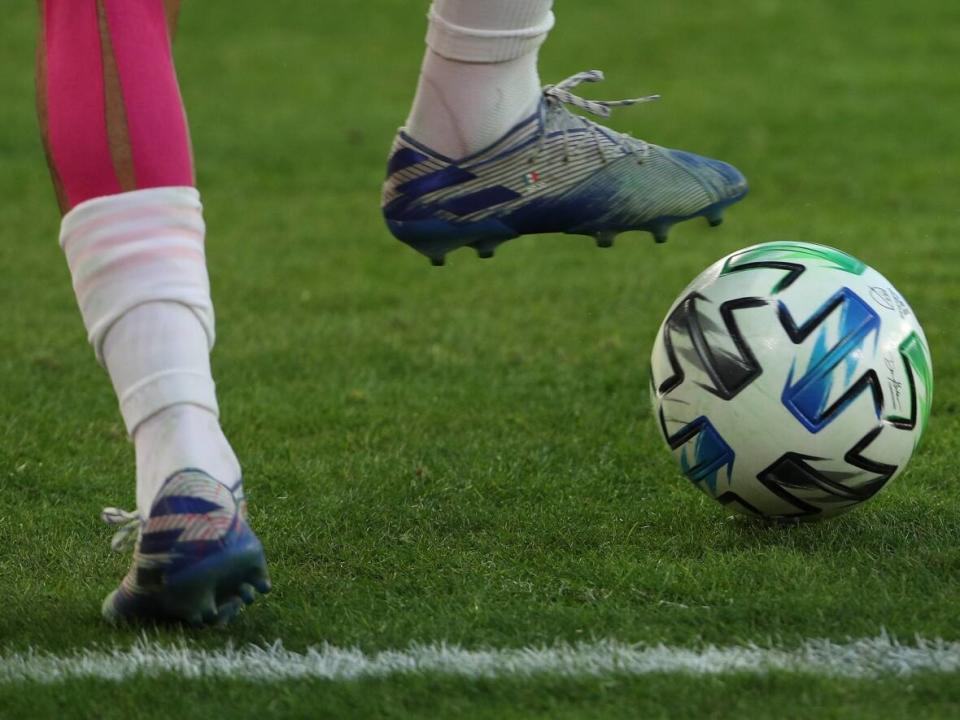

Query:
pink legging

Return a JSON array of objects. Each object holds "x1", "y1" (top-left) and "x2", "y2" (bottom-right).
[{"x1": 40, "y1": 0, "x2": 193, "y2": 212}]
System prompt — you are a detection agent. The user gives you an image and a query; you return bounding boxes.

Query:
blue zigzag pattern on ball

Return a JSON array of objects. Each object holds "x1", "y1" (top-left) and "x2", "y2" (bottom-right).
[
  {"x1": 658, "y1": 409, "x2": 735, "y2": 495},
  {"x1": 779, "y1": 287, "x2": 882, "y2": 433}
]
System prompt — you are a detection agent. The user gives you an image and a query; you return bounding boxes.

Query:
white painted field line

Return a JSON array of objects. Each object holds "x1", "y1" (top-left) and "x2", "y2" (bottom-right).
[{"x1": 2, "y1": 635, "x2": 960, "y2": 684}]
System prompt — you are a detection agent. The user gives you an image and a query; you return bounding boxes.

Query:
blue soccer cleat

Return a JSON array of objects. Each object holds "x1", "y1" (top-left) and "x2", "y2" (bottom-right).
[
  {"x1": 382, "y1": 70, "x2": 748, "y2": 266},
  {"x1": 100, "y1": 469, "x2": 270, "y2": 627}
]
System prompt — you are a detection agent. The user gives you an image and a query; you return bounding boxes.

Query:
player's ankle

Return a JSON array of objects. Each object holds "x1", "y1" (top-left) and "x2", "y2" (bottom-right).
[
  {"x1": 404, "y1": 1, "x2": 553, "y2": 159},
  {"x1": 405, "y1": 51, "x2": 542, "y2": 159},
  {"x1": 133, "y1": 403, "x2": 241, "y2": 516}
]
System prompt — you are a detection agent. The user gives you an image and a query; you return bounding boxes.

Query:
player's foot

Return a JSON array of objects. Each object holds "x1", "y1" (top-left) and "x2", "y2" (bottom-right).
[
  {"x1": 383, "y1": 70, "x2": 748, "y2": 266},
  {"x1": 101, "y1": 469, "x2": 270, "y2": 627}
]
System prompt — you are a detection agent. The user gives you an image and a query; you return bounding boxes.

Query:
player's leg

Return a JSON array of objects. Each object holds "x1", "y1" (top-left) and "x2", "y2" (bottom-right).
[
  {"x1": 37, "y1": 0, "x2": 268, "y2": 625},
  {"x1": 385, "y1": 0, "x2": 748, "y2": 265},
  {"x1": 404, "y1": 0, "x2": 553, "y2": 161}
]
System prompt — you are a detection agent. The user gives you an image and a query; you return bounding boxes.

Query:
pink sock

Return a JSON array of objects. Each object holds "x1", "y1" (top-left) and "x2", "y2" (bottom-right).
[
  {"x1": 45, "y1": 2, "x2": 237, "y2": 513},
  {"x1": 43, "y1": 0, "x2": 193, "y2": 210}
]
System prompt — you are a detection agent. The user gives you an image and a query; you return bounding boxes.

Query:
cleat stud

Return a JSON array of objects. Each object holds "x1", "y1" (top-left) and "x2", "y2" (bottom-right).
[
  {"x1": 706, "y1": 214, "x2": 723, "y2": 227},
  {"x1": 650, "y1": 222, "x2": 671, "y2": 244},
  {"x1": 429, "y1": 256, "x2": 445, "y2": 267},
  {"x1": 215, "y1": 597, "x2": 244, "y2": 627},
  {"x1": 186, "y1": 613, "x2": 205, "y2": 628},
  {"x1": 238, "y1": 583, "x2": 257, "y2": 606},
  {"x1": 595, "y1": 231, "x2": 616, "y2": 249},
  {"x1": 469, "y1": 238, "x2": 504, "y2": 259},
  {"x1": 251, "y1": 574, "x2": 272, "y2": 595},
  {"x1": 200, "y1": 595, "x2": 218, "y2": 623}
]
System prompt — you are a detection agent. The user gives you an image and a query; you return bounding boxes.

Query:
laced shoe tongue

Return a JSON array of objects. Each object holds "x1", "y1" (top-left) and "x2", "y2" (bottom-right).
[
  {"x1": 538, "y1": 70, "x2": 660, "y2": 154},
  {"x1": 542, "y1": 100, "x2": 593, "y2": 134},
  {"x1": 542, "y1": 70, "x2": 660, "y2": 118}
]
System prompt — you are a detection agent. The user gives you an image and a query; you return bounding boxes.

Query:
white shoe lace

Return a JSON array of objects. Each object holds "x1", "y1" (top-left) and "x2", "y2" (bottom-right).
[
  {"x1": 102, "y1": 507, "x2": 141, "y2": 552},
  {"x1": 537, "y1": 70, "x2": 660, "y2": 163}
]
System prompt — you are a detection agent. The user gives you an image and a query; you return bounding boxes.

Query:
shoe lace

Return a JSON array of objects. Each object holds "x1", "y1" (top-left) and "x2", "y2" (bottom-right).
[
  {"x1": 102, "y1": 507, "x2": 141, "y2": 552},
  {"x1": 537, "y1": 70, "x2": 660, "y2": 164}
]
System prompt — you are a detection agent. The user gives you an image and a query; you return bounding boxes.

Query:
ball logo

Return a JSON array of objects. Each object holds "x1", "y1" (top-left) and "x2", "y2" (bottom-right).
[
  {"x1": 869, "y1": 286, "x2": 912, "y2": 318},
  {"x1": 869, "y1": 286, "x2": 896, "y2": 311}
]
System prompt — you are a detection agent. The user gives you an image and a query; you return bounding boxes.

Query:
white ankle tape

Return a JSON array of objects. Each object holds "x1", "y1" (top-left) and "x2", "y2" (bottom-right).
[
  {"x1": 59, "y1": 187, "x2": 215, "y2": 365},
  {"x1": 103, "y1": 300, "x2": 220, "y2": 435},
  {"x1": 118, "y1": 368, "x2": 218, "y2": 435},
  {"x1": 426, "y1": 5, "x2": 555, "y2": 62}
]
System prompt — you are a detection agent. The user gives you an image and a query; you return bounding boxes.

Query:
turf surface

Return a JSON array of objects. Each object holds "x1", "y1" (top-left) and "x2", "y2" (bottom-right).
[{"x1": 1, "y1": 0, "x2": 959, "y2": 717}]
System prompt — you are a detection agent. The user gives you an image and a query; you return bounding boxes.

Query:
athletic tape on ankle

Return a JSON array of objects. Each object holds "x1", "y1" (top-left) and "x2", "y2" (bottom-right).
[
  {"x1": 426, "y1": 7, "x2": 556, "y2": 62},
  {"x1": 59, "y1": 187, "x2": 215, "y2": 366},
  {"x1": 118, "y1": 368, "x2": 219, "y2": 435}
]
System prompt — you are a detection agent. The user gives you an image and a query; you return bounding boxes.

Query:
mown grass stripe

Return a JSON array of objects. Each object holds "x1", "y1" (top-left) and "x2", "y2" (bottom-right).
[{"x1": 2, "y1": 636, "x2": 959, "y2": 684}]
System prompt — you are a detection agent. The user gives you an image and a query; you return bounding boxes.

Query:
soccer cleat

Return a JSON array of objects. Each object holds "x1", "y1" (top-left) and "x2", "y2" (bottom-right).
[
  {"x1": 382, "y1": 71, "x2": 748, "y2": 265},
  {"x1": 100, "y1": 469, "x2": 270, "y2": 627}
]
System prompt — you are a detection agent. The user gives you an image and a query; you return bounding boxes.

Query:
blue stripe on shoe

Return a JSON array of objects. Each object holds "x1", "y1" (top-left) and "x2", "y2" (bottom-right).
[
  {"x1": 439, "y1": 186, "x2": 522, "y2": 216},
  {"x1": 387, "y1": 147, "x2": 429, "y2": 175},
  {"x1": 397, "y1": 166, "x2": 475, "y2": 200},
  {"x1": 383, "y1": 196, "x2": 440, "y2": 221},
  {"x1": 172, "y1": 535, "x2": 247, "y2": 561},
  {"x1": 139, "y1": 529, "x2": 186, "y2": 554},
  {"x1": 150, "y1": 495, "x2": 225, "y2": 518}
]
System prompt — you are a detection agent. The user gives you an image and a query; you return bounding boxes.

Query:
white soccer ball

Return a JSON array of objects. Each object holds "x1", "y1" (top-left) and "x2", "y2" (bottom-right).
[{"x1": 650, "y1": 241, "x2": 933, "y2": 520}]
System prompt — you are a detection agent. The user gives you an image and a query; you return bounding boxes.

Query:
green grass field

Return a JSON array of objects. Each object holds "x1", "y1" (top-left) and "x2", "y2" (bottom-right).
[{"x1": 2, "y1": 0, "x2": 960, "y2": 717}]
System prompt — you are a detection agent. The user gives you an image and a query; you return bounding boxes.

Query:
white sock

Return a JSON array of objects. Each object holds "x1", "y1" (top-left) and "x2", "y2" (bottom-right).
[
  {"x1": 102, "y1": 302, "x2": 240, "y2": 517},
  {"x1": 405, "y1": 0, "x2": 555, "y2": 159},
  {"x1": 60, "y1": 187, "x2": 239, "y2": 517}
]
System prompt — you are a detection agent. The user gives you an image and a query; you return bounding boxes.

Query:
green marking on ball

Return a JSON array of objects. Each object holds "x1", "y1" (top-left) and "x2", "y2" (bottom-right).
[
  {"x1": 899, "y1": 331, "x2": 934, "y2": 440},
  {"x1": 721, "y1": 242, "x2": 867, "y2": 294}
]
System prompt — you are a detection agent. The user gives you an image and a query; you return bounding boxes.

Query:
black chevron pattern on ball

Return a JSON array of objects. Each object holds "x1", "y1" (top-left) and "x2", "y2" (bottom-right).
[
  {"x1": 722, "y1": 260, "x2": 808, "y2": 293},
  {"x1": 756, "y1": 429, "x2": 897, "y2": 518},
  {"x1": 657, "y1": 292, "x2": 767, "y2": 400}
]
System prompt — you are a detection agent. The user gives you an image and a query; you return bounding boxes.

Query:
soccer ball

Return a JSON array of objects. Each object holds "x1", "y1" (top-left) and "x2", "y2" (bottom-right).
[{"x1": 650, "y1": 241, "x2": 933, "y2": 520}]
